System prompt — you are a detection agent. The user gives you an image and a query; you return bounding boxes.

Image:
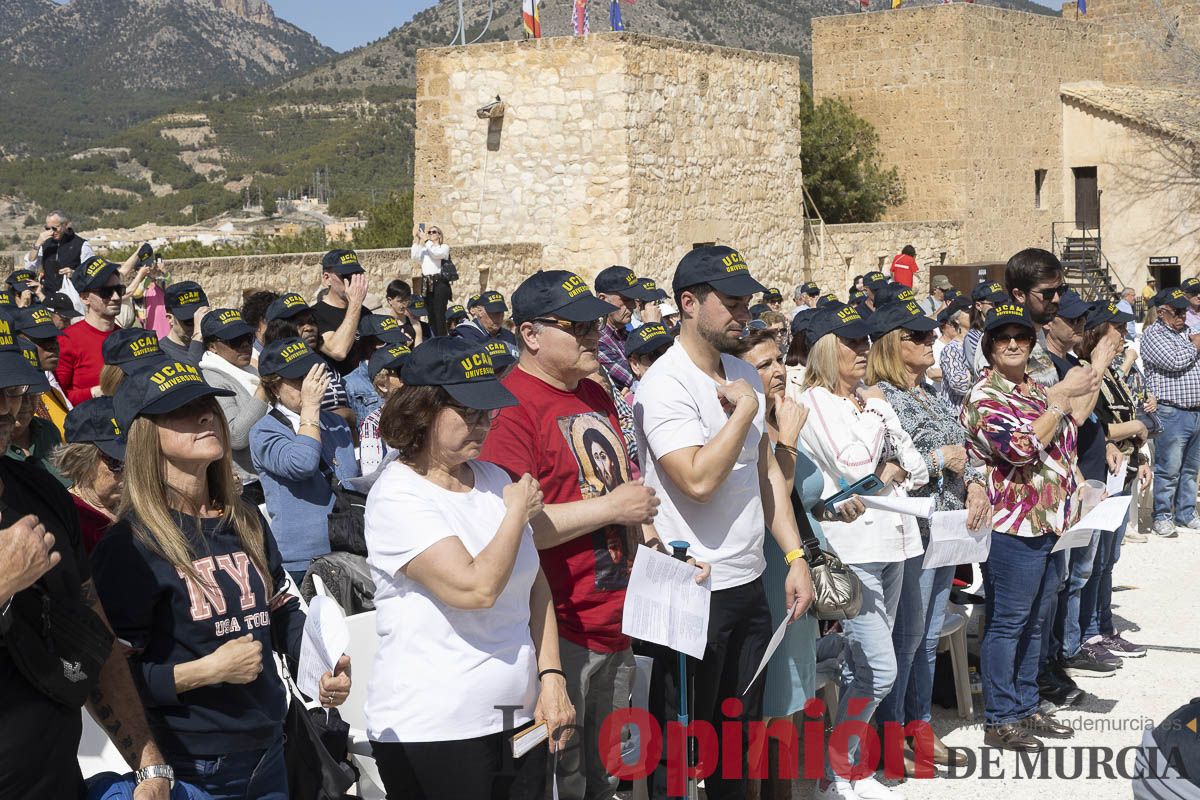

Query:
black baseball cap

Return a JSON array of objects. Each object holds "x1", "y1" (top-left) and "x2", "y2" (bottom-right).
[
  {"x1": 972, "y1": 281, "x2": 1009, "y2": 304},
  {"x1": 73, "y1": 257, "x2": 120, "y2": 293},
  {"x1": 984, "y1": 302, "x2": 1035, "y2": 332},
  {"x1": 44, "y1": 293, "x2": 79, "y2": 319},
  {"x1": 113, "y1": 360, "x2": 234, "y2": 429},
  {"x1": 1085, "y1": 299, "x2": 1136, "y2": 331},
  {"x1": 802, "y1": 281, "x2": 821, "y2": 297},
  {"x1": 367, "y1": 342, "x2": 413, "y2": 381},
  {"x1": 469, "y1": 290, "x2": 507, "y2": 313},
  {"x1": 512, "y1": 270, "x2": 616, "y2": 324},
  {"x1": 749, "y1": 303, "x2": 768, "y2": 319},
  {"x1": 806, "y1": 303, "x2": 870, "y2": 347},
  {"x1": 937, "y1": 301, "x2": 969, "y2": 325},
  {"x1": 1055, "y1": 289, "x2": 1091, "y2": 320},
  {"x1": 0, "y1": 289, "x2": 13, "y2": 307},
  {"x1": 596, "y1": 266, "x2": 657, "y2": 301},
  {"x1": 358, "y1": 313, "x2": 407, "y2": 344},
  {"x1": 863, "y1": 271, "x2": 888, "y2": 290},
  {"x1": 165, "y1": 281, "x2": 208, "y2": 321},
  {"x1": 849, "y1": 289, "x2": 866, "y2": 304},
  {"x1": 672, "y1": 245, "x2": 765, "y2": 298},
  {"x1": 0, "y1": 314, "x2": 43, "y2": 389},
  {"x1": 258, "y1": 337, "x2": 324, "y2": 380},
  {"x1": 410, "y1": 295, "x2": 428, "y2": 318},
  {"x1": 446, "y1": 304, "x2": 468, "y2": 322},
  {"x1": 625, "y1": 322, "x2": 673, "y2": 358},
  {"x1": 483, "y1": 339, "x2": 517, "y2": 372},
  {"x1": 873, "y1": 283, "x2": 916, "y2": 307},
  {"x1": 1182, "y1": 277, "x2": 1200, "y2": 296},
  {"x1": 791, "y1": 310, "x2": 815, "y2": 337},
  {"x1": 64, "y1": 397, "x2": 126, "y2": 461},
  {"x1": 942, "y1": 287, "x2": 964, "y2": 304},
  {"x1": 321, "y1": 249, "x2": 365, "y2": 277},
  {"x1": 870, "y1": 299, "x2": 938, "y2": 337},
  {"x1": 103, "y1": 328, "x2": 164, "y2": 371},
  {"x1": 13, "y1": 305, "x2": 61, "y2": 339},
  {"x1": 399, "y1": 337, "x2": 517, "y2": 410},
  {"x1": 6, "y1": 269, "x2": 36, "y2": 288},
  {"x1": 265, "y1": 292, "x2": 311, "y2": 322},
  {"x1": 762, "y1": 287, "x2": 783, "y2": 303},
  {"x1": 200, "y1": 308, "x2": 253, "y2": 341},
  {"x1": 17, "y1": 339, "x2": 51, "y2": 391},
  {"x1": 1153, "y1": 287, "x2": 1190, "y2": 310},
  {"x1": 638, "y1": 278, "x2": 668, "y2": 302},
  {"x1": 816, "y1": 293, "x2": 840, "y2": 309}
]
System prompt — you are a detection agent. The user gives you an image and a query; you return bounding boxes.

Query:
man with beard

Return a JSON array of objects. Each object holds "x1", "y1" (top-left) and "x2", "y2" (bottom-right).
[
  {"x1": 0, "y1": 328, "x2": 172, "y2": 799},
  {"x1": 633, "y1": 245, "x2": 814, "y2": 799},
  {"x1": 1003, "y1": 248, "x2": 1070, "y2": 388},
  {"x1": 55, "y1": 257, "x2": 127, "y2": 404},
  {"x1": 593, "y1": 266, "x2": 658, "y2": 397}
]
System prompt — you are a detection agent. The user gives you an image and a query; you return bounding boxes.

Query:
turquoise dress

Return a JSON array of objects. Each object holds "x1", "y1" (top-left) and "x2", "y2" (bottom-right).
[{"x1": 762, "y1": 440, "x2": 828, "y2": 718}]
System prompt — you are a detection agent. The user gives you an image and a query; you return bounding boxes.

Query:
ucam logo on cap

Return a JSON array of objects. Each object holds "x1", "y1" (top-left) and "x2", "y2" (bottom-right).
[
  {"x1": 279, "y1": 341, "x2": 311, "y2": 363},
  {"x1": 561, "y1": 274, "x2": 588, "y2": 298},
  {"x1": 642, "y1": 279, "x2": 658, "y2": 291},
  {"x1": 993, "y1": 302, "x2": 1025, "y2": 319},
  {"x1": 149, "y1": 362, "x2": 201, "y2": 393},
  {"x1": 176, "y1": 290, "x2": 202, "y2": 306},
  {"x1": 837, "y1": 306, "x2": 863, "y2": 324},
  {"x1": 459, "y1": 350, "x2": 496, "y2": 380},
  {"x1": 624, "y1": 273, "x2": 638, "y2": 287},
  {"x1": 484, "y1": 291, "x2": 504, "y2": 303},
  {"x1": 339, "y1": 252, "x2": 359, "y2": 265},
  {"x1": 386, "y1": 344, "x2": 412, "y2": 358},
  {"x1": 379, "y1": 316, "x2": 399, "y2": 330},
  {"x1": 21, "y1": 346, "x2": 38, "y2": 369},
  {"x1": 485, "y1": 340, "x2": 509, "y2": 357},
  {"x1": 282, "y1": 293, "x2": 306, "y2": 308},
  {"x1": 637, "y1": 323, "x2": 668, "y2": 342},
  {"x1": 896, "y1": 289, "x2": 916, "y2": 303},
  {"x1": 110, "y1": 417, "x2": 122, "y2": 437},
  {"x1": 31, "y1": 308, "x2": 52, "y2": 325},
  {"x1": 87, "y1": 258, "x2": 112, "y2": 277},
  {"x1": 217, "y1": 309, "x2": 243, "y2": 325},
  {"x1": 0, "y1": 290, "x2": 11, "y2": 305},
  {"x1": 987, "y1": 282, "x2": 1004, "y2": 294},
  {"x1": 127, "y1": 335, "x2": 159, "y2": 358},
  {"x1": 722, "y1": 251, "x2": 748, "y2": 273},
  {"x1": 904, "y1": 301, "x2": 922, "y2": 316},
  {"x1": 865, "y1": 271, "x2": 886, "y2": 283},
  {"x1": 0, "y1": 318, "x2": 14, "y2": 348}
]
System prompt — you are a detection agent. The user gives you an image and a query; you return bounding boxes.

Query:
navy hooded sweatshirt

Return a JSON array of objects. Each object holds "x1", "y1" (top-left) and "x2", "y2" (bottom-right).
[{"x1": 90, "y1": 505, "x2": 305, "y2": 756}]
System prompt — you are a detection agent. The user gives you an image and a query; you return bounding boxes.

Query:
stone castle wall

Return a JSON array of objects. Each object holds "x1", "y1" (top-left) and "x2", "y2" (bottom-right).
[
  {"x1": 157, "y1": 243, "x2": 544, "y2": 308},
  {"x1": 812, "y1": 5, "x2": 1102, "y2": 263},
  {"x1": 413, "y1": 33, "x2": 805, "y2": 289},
  {"x1": 1073, "y1": 0, "x2": 1200, "y2": 87},
  {"x1": 820, "y1": 219, "x2": 965, "y2": 294}
]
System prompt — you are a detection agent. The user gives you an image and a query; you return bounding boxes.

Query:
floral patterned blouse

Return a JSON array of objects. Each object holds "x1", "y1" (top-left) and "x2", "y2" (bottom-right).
[
  {"x1": 961, "y1": 368, "x2": 1079, "y2": 537},
  {"x1": 880, "y1": 380, "x2": 985, "y2": 540}
]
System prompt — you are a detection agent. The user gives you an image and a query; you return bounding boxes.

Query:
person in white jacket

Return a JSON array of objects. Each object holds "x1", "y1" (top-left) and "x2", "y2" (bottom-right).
[
  {"x1": 410, "y1": 224, "x2": 452, "y2": 336},
  {"x1": 796, "y1": 302, "x2": 928, "y2": 800}
]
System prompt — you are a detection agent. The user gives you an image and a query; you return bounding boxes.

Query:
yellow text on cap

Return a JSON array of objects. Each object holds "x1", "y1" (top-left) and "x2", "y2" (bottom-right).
[
  {"x1": 177, "y1": 291, "x2": 201, "y2": 305},
  {"x1": 994, "y1": 303, "x2": 1023, "y2": 317},
  {"x1": 150, "y1": 362, "x2": 201, "y2": 392},
  {"x1": 218, "y1": 310, "x2": 242, "y2": 324},
  {"x1": 638, "y1": 324, "x2": 667, "y2": 341},
  {"x1": 129, "y1": 336, "x2": 159, "y2": 357},
  {"x1": 459, "y1": 351, "x2": 496, "y2": 379},
  {"x1": 280, "y1": 341, "x2": 309, "y2": 362},
  {"x1": 0, "y1": 318, "x2": 13, "y2": 348},
  {"x1": 904, "y1": 301, "x2": 922, "y2": 316},
  {"x1": 722, "y1": 252, "x2": 747, "y2": 273},
  {"x1": 284, "y1": 294, "x2": 305, "y2": 307},
  {"x1": 561, "y1": 274, "x2": 588, "y2": 298},
  {"x1": 339, "y1": 253, "x2": 359, "y2": 265},
  {"x1": 837, "y1": 306, "x2": 862, "y2": 323}
]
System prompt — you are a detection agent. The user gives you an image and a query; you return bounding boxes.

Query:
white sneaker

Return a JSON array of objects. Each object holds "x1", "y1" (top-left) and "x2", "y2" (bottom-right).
[
  {"x1": 852, "y1": 776, "x2": 906, "y2": 800},
  {"x1": 1153, "y1": 519, "x2": 1179, "y2": 538},
  {"x1": 816, "y1": 777, "x2": 859, "y2": 800}
]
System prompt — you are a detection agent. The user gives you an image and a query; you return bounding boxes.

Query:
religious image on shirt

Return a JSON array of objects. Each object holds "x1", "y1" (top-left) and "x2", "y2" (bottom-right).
[{"x1": 556, "y1": 412, "x2": 633, "y2": 591}]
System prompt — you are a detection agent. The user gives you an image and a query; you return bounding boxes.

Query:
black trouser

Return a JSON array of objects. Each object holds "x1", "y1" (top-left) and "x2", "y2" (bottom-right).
[
  {"x1": 426, "y1": 275, "x2": 452, "y2": 337},
  {"x1": 371, "y1": 728, "x2": 547, "y2": 800},
  {"x1": 639, "y1": 577, "x2": 774, "y2": 800}
]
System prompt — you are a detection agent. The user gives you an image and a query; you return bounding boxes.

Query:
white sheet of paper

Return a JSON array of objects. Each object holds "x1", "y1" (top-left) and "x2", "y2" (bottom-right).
[
  {"x1": 1053, "y1": 495, "x2": 1133, "y2": 552},
  {"x1": 1106, "y1": 461, "x2": 1127, "y2": 496},
  {"x1": 853, "y1": 494, "x2": 935, "y2": 519},
  {"x1": 297, "y1": 595, "x2": 350, "y2": 700},
  {"x1": 922, "y1": 510, "x2": 992, "y2": 569},
  {"x1": 621, "y1": 546, "x2": 712, "y2": 660},
  {"x1": 742, "y1": 599, "x2": 798, "y2": 696}
]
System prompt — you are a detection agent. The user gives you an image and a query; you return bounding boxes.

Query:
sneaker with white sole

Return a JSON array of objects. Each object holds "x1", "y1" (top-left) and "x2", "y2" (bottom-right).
[
  {"x1": 1124, "y1": 530, "x2": 1148, "y2": 543},
  {"x1": 1177, "y1": 518, "x2": 1200, "y2": 533},
  {"x1": 852, "y1": 776, "x2": 906, "y2": 800},
  {"x1": 1103, "y1": 632, "x2": 1147, "y2": 657},
  {"x1": 816, "y1": 778, "x2": 859, "y2": 800},
  {"x1": 1152, "y1": 519, "x2": 1179, "y2": 538}
]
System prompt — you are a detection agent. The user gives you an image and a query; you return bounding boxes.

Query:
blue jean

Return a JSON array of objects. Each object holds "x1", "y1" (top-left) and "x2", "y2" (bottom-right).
[
  {"x1": 1038, "y1": 550, "x2": 1068, "y2": 667},
  {"x1": 1053, "y1": 531, "x2": 1100, "y2": 659},
  {"x1": 1082, "y1": 494, "x2": 1131, "y2": 640},
  {"x1": 907, "y1": 563, "x2": 954, "y2": 723},
  {"x1": 980, "y1": 533, "x2": 1061, "y2": 725},
  {"x1": 85, "y1": 773, "x2": 211, "y2": 799},
  {"x1": 827, "y1": 560, "x2": 903, "y2": 778},
  {"x1": 1151, "y1": 405, "x2": 1200, "y2": 523},
  {"x1": 166, "y1": 735, "x2": 287, "y2": 800},
  {"x1": 876, "y1": 553, "x2": 953, "y2": 727}
]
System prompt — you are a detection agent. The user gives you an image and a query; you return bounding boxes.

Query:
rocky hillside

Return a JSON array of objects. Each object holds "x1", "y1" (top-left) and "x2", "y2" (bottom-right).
[
  {"x1": 0, "y1": 0, "x2": 55, "y2": 32},
  {"x1": 285, "y1": 0, "x2": 1057, "y2": 92}
]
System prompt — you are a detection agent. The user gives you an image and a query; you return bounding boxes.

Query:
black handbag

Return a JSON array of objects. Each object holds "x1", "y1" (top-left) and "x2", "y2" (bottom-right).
[
  {"x1": 280, "y1": 663, "x2": 358, "y2": 799},
  {"x1": 327, "y1": 484, "x2": 368, "y2": 557},
  {"x1": 439, "y1": 255, "x2": 459, "y2": 282},
  {"x1": 3, "y1": 584, "x2": 114, "y2": 708}
]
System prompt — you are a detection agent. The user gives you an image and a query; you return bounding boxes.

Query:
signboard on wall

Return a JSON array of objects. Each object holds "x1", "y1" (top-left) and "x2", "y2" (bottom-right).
[{"x1": 1149, "y1": 256, "x2": 1179, "y2": 266}]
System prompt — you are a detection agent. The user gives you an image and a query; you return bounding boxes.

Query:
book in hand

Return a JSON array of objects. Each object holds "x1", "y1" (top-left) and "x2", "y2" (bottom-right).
[{"x1": 511, "y1": 721, "x2": 549, "y2": 758}]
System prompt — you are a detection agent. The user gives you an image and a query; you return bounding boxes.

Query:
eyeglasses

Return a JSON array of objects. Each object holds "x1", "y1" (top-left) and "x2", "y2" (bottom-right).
[
  {"x1": 95, "y1": 284, "x2": 125, "y2": 300},
  {"x1": 448, "y1": 403, "x2": 500, "y2": 427},
  {"x1": 900, "y1": 330, "x2": 937, "y2": 345},
  {"x1": 993, "y1": 331, "x2": 1035, "y2": 346},
  {"x1": 532, "y1": 317, "x2": 601, "y2": 337},
  {"x1": 1033, "y1": 284, "x2": 1065, "y2": 302},
  {"x1": 99, "y1": 452, "x2": 124, "y2": 474},
  {"x1": 2, "y1": 385, "x2": 29, "y2": 398}
]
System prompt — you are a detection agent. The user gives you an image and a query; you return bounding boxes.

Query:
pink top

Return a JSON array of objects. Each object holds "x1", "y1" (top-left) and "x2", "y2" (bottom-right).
[{"x1": 142, "y1": 282, "x2": 171, "y2": 339}]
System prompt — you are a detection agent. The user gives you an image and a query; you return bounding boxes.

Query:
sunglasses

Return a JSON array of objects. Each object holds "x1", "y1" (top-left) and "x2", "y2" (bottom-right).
[
  {"x1": 95, "y1": 284, "x2": 126, "y2": 300},
  {"x1": 2, "y1": 385, "x2": 29, "y2": 398},
  {"x1": 532, "y1": 317, "x2": 601, "y2": 337},
  {"x1": 900, "y1": 330, "x2": 937, "y2": 345},
  {"x1": 428, "y1": 229, "x2": 441, "y2": 236},
  {"x1": 1033, "y1": 285, "x2": 1065, "y2": 302},
  {"x1": 743, "y1": 319, "x2": 769, "y2": 334},
  {"x1": 993, "y1": 331, "x2": 1035, "y2": 345},
  {"x1": 447, "y1": 403, "x2": 500, "y2": 427}
]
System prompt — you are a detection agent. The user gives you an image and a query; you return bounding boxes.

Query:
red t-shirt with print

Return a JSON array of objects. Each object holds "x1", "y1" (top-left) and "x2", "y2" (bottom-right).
[
  {"x1": 480, "y1": 367, "x2": 634, "y2": 653},
  {"x1": 890, "y1": 253, "x2": 920, "y2": 287}
]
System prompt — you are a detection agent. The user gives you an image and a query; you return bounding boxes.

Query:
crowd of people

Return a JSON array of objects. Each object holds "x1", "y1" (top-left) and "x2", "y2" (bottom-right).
[{"x1": 0, "y1": 211, "x2": 1192, "y2": 800}]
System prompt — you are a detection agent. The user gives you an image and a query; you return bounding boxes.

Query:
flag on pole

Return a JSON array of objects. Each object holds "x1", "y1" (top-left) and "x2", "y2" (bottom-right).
[
  {"x1": 892, "y1": 0, "x2": 902, "y2": 7},
  {"x1": 523, "y1": 0, "x2": 542, "y2": 38},
  {"x1": 1076, "y1": 0, "x2": 1086, "y2": 14},
  {"x1": 610, "y1": 0, "x2": 624, "y2": 31},
  {"x1": 573, "y1": 0, "x2": 590, "y2": 35}
]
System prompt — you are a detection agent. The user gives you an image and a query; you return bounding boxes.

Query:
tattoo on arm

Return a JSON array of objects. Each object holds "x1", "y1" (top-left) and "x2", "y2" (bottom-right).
[
  {"x1": 87, "y1": 684, "x2": 137, "y2": 765},
  {"x1": 80, "y1": 579, "x2": 99, "y2": 609}
]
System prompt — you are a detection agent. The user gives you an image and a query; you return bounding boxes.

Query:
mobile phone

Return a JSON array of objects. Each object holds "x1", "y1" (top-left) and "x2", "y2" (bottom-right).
[
  {"x1": 418, "y1": 223, "x2": 425, "y2": 233},
  {"x1": 821, "y1": 474, "x2": 885, "y2": 518}
]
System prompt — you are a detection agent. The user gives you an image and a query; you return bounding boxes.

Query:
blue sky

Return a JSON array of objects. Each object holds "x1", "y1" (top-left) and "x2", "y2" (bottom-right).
[{"x1": 271, "y1": 0, "x2": 430, "y2": 51}]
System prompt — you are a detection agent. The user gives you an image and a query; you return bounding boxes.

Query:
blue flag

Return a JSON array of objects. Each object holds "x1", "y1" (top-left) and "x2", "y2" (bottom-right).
[
  {"x1": 610, "y1": 0, "x2": 624, "y2": 31},
  {"x1": 1077, "y1": 0, "x2": 1086, "y2": 14}
]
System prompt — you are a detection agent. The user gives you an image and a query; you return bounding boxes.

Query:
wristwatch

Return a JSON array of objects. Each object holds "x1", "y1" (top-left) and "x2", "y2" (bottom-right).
[{"x1": 135, "y1": 764, "x2": 175, "y2": 789}]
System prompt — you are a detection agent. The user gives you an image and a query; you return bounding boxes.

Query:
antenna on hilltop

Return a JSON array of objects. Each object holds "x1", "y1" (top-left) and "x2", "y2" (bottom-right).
[{"x1": 450, "y1": 0, "x2": 495, "y2": 45}]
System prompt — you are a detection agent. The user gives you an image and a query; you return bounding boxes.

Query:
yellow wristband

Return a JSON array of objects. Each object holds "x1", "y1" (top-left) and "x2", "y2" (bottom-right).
[{"x1": 784, "y1": 548, "x2": 806, "y2": 565}]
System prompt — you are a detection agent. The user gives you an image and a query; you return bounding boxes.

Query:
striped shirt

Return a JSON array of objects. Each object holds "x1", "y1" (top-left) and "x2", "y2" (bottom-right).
[{"x1": 1141, "y1": 320, "x2": 1200, "y2": 409}]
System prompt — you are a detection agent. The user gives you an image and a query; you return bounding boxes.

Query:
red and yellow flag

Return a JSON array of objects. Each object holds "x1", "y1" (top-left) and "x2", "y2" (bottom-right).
[{"x1": 523, "y1": 0, "x2": 542, "y2": 37}]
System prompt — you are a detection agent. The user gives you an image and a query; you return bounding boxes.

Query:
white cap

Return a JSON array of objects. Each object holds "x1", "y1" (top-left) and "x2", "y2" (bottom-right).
[{"x1": 658, "y1": 301, "x2": 679, "y2": 317}]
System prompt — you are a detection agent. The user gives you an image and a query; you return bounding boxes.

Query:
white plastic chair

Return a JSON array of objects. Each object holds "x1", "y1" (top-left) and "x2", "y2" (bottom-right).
[
  {"x1": 937, "y1": 606, "x2": 972, "y2": 719},
  {"x1": 340, "y1": 610, "x2": 383, "y2": 799}
]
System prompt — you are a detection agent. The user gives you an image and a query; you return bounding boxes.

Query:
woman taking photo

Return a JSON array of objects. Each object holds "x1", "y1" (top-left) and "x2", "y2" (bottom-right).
[
  {"x1": 364, "y1": 338, "x2": 573, "y2": 800},
  {"x1": 91, "y1": 360, "x2": 351, "y2": 799},
  {"x1": 54, "y1": 397, "x2": 126, "y2": 552},
  {"x1": 962, "y1": 303, "x2": 1098, "y2": 752},
  {"x1": 250, "y1": 337, "x2": 359, "y2": 584},
  {"x1": 796, "y1": 304, "x2": 928, "y2": 800},
  {"x1": 866, "y1": 301, "x2": 989, "y2": 769}
]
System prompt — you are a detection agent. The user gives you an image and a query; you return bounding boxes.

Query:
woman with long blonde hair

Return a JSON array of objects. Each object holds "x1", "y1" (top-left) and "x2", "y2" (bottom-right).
[{"x1": 91, "y1": 359, "x2": 352, "y2": 800}]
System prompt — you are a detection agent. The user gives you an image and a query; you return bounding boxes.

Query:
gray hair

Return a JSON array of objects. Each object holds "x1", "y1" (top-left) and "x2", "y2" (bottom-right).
[
  {"x1": 794, "y1": 285, "x2": 806, "y2": 300},
  {"x1": 46, "y1": 209, "x2": 70, "y2": 225}
]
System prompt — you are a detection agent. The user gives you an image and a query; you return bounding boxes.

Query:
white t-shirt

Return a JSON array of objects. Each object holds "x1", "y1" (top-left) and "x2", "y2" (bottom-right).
[
  {"x1": 633, "y1": 342, "x2": 767, "y2": 590},
  {"x1": 364, "y1": 459, "x2": 539, "y2": 742}
]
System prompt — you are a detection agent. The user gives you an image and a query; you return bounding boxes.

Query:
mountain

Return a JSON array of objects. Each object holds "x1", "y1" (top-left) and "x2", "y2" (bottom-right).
[
  {"x1": 0, "y1": 0, "x2": 335, "y2": 154},
  {"x1": 285, "y1": 0, "x2": 1057, "y2": 92}
]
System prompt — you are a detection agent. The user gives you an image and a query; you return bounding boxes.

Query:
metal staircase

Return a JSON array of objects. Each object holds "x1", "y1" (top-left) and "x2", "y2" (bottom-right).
[{"x1": 1051, "y1": 223, "x2": 1120, "y2": 302}]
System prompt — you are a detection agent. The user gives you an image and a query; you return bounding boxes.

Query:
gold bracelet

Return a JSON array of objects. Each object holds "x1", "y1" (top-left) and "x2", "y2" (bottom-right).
[
  {"x1": 300, "y1": 419, "x2": 320, "y2": 428},
  {"x1": 784, "y1": 548, "x2": 807, "y2": 565}
]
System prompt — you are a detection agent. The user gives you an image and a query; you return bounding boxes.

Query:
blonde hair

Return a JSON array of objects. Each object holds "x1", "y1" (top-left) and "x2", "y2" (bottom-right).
[
  {"x1": 866, "y1": 329, "x2": 910, "y2": 387},
  {"x1": 51, "y1": 442, "x2": 100, "y2": 486},
  {"x1": 99, "y1": 364, "x2": 125, "y2": 396},
  {"x1": 118, "y1": 400, "x2": 269, "y2": 585},
  {"x1": 760, "y1": 310, "x2": 786, "y2": 328},
  {"x1": 801, "y1": 335, "x2": 842, "y2": 393}
]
